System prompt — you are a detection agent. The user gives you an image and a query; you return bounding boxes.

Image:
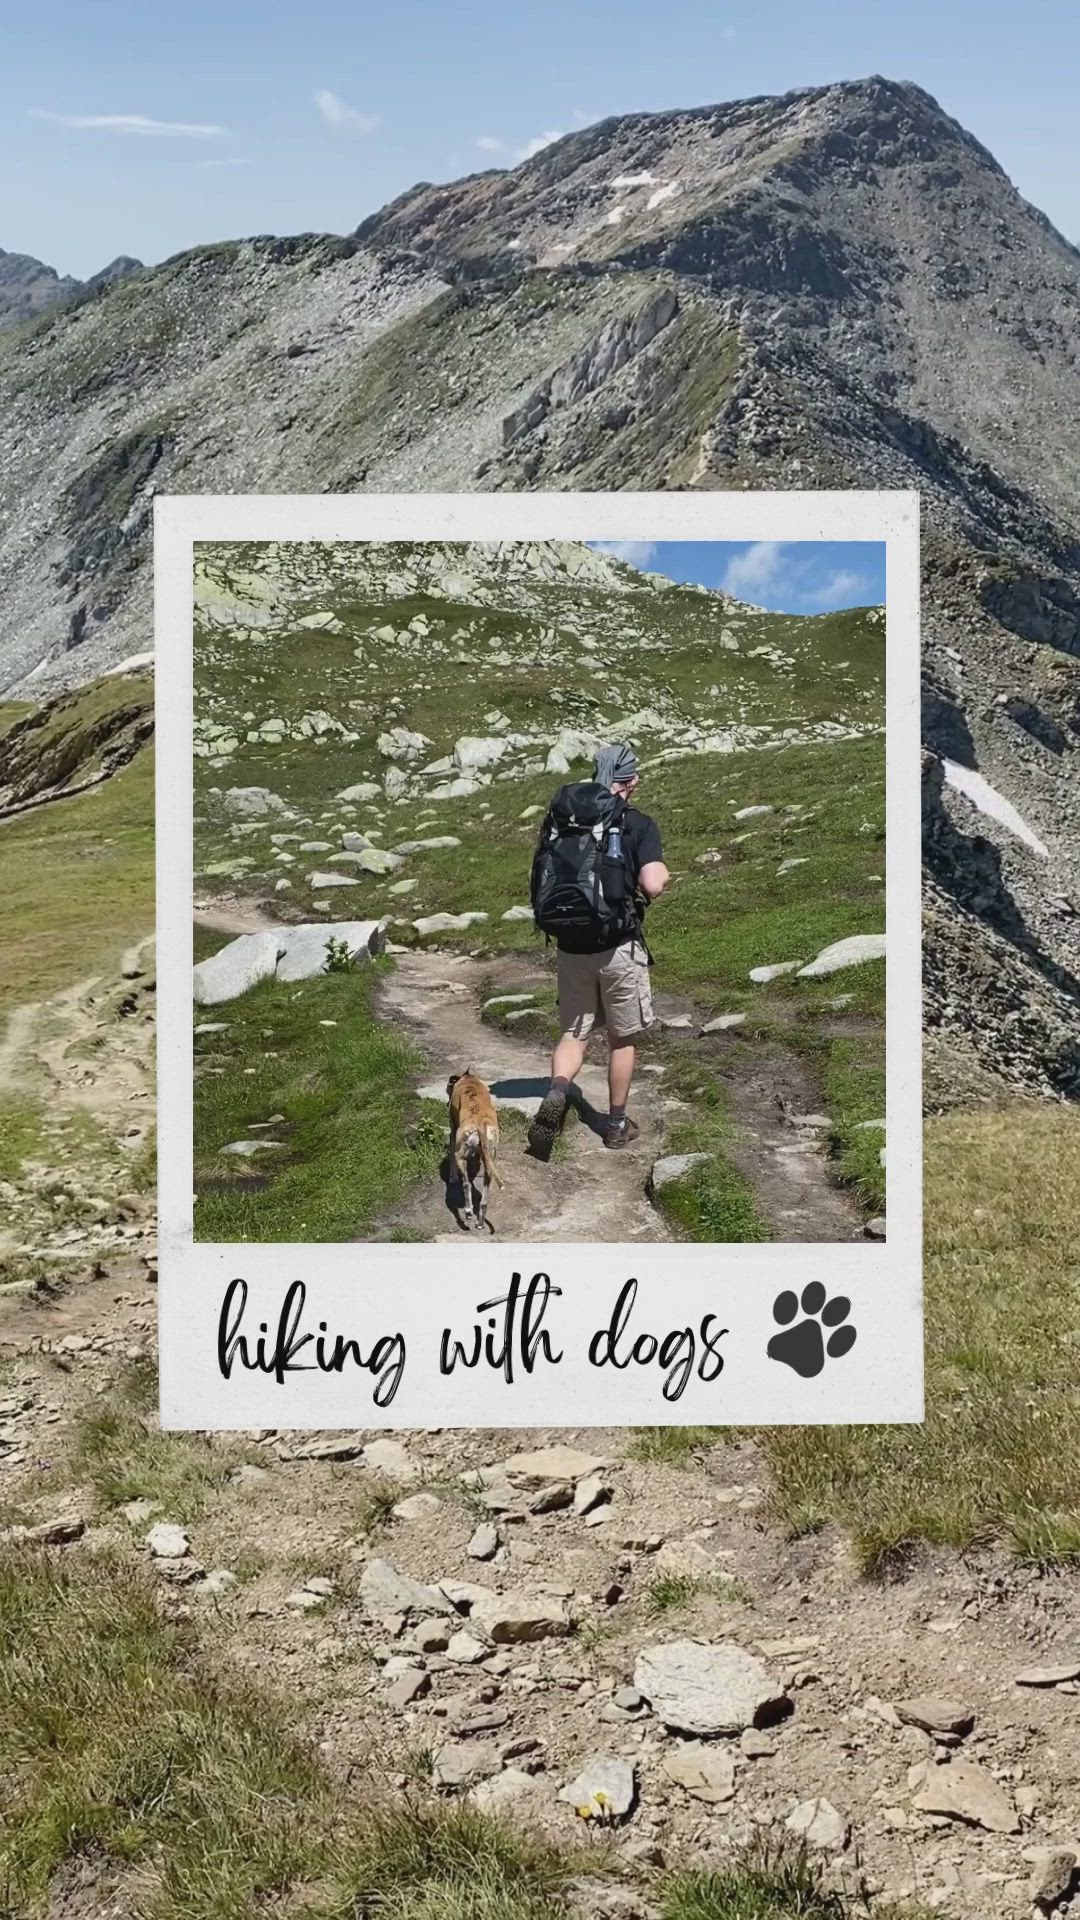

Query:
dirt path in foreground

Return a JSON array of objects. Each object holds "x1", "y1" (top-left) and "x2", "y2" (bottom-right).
[{"x1": 2, "y1": 1263, "x2": 1078, "y2": 1920}]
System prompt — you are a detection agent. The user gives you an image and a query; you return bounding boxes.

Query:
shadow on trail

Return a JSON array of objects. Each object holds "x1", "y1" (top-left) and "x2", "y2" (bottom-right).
[{"x1": 488, "y1": 1075, "x2": 610, "y2": 1139}]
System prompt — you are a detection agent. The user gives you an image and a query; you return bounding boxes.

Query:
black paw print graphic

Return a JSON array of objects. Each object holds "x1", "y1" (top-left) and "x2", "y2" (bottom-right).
[{"x1": 767, "y1": 1282, "x2": 856, "y2": 1379}]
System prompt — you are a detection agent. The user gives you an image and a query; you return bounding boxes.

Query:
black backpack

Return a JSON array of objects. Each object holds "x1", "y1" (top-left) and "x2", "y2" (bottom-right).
[{"x1": 530, "y1": 782, "x2": 638, "y2": 947}]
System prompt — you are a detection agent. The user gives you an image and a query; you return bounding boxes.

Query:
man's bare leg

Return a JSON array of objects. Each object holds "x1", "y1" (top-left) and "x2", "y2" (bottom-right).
[
  {"x1": 608, "y1": 1038, "x2": 635, "y2": 1111},
  {"x1": 528, "y1": 1031, "x2": 586, "y2": 1160},
  {"x1": 605, "y1": 1037, "x2": 639, "y2": 1147},
  {"x1": 551, "y1": 1033, "x2": 587, "y2": 1086}
]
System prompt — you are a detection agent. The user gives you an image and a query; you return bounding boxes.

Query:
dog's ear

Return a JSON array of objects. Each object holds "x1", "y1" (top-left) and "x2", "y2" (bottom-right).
[{"x1": 446, "y1": 1073, "x2": 461, "y2": 1096}]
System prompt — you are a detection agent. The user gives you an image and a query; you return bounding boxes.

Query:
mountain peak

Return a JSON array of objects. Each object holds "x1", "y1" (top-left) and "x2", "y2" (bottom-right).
[
  {"x1": 0, "y1": 247, "x2": 143, "y2": 333},
  {"x1": 0, "y1": 246, "x2": 80, "y2": 328},
  {"x1": 354, "y1": 75, "x2": 1020, "y2": 276}
]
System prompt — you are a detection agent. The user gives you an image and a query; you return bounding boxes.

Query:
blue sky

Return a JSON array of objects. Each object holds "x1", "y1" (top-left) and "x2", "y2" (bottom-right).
[
  {"x1": 590, "y1": 541, "x2": 885, "y2": 612},
  {"x1": 3, "y1": 0, "x2": 1076, "y2": 278}
]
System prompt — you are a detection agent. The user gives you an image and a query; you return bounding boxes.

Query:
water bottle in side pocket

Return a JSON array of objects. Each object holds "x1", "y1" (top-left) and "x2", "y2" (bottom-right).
[{"x1": 602, "y1": 820, "x2": 626, "y2": 904}]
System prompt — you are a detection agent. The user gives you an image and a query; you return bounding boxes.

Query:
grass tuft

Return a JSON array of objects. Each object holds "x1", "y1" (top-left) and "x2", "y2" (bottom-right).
[
  {"x1": 627, "y1": 1427, "x2": 725, "y2": 1467},
  {"x1": 331, "y1": 1799, "x2": 574, "y2": 1920},
  {"x1": 72, "y1": 1357, "x2": 242, "y2": 1518},
  {"x1": 660, "y1": 1840, "x2": 933, "y2": 1919}
]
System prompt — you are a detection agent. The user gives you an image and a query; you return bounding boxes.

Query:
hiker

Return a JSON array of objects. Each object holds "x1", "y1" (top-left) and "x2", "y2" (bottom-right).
[{"x1": 527, "y1": 742, "x2": 669, "y2": 1156}]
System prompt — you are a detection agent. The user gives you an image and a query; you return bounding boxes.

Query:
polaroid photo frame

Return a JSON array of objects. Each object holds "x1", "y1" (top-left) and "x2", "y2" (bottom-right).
[{"x1": 155, "y1": 491, "x2": 921, "y2": 1429}]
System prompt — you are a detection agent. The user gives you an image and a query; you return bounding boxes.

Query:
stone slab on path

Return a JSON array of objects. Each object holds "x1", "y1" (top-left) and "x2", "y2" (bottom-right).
[
  {"x1": 634, "y1": 1638, "x2": 787, "y2": 1735},
  {"x1": 911, "y1": 1757, "x2": 1019, "y2": 1834}
]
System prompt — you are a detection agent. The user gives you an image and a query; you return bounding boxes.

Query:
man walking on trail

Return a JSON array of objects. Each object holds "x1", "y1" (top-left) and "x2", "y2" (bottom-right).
[{"x1": 527, "y1": 741, "x2": 669, "y2": 1158}]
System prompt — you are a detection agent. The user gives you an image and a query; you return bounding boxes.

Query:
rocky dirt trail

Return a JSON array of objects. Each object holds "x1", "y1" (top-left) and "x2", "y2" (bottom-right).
[
  {"x1": 0, "y1": 934, "x2": 155, "y2": 1120},
  {"x1": 3, "y1": 1265, "x2": 1080, "y2": 1918},
  {"x1": 3, "y1": 928, "x2": 1076, "y2": 1917},
  {"x1": 723, "y1": 1045, "x2": 865, "y2": 1245},
  {"x1": 0, "y1": 936, "x2": 157, "y2": 1276},
  {"x1": 375, "y1": 946, "x2": 863, "y2": 1246},
  {"x1": 376, "y1": 948, "x2": 672, "y2": 1245}
]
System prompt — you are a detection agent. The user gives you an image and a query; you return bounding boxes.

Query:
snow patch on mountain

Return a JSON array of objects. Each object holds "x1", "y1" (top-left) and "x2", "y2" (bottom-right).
[{"x1": 943, "y1": 759, "x2": 1049, "y2": 858}]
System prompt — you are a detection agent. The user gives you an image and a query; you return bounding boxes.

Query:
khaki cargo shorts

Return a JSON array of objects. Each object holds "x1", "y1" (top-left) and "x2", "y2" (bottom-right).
[{"x1": 557, "y1": 941, "x2": 655, "y2": 1043}]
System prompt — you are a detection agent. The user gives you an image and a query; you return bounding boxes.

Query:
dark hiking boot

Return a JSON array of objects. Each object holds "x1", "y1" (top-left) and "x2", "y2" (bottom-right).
[
  {"x1": 603, "y1": 1116, "x2": 640, "y2": 1150},
  {"x1": 527, "y1": 1084, "x2": 568, "y2": 1161}
]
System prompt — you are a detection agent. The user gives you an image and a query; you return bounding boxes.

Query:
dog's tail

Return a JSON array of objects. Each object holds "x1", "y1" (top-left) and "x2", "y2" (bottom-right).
[{"x1": 479, "y1": 1137, "x2": 503, "y2": 1189}]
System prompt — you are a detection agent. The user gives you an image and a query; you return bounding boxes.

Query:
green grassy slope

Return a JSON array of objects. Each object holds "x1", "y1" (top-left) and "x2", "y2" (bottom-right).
[
  {"x1": 0, "y1": 675, "x2": 154, "y2": 1012},
  {"x1": 193, "y1": 927, "x2": 443, "y2": 1241}
]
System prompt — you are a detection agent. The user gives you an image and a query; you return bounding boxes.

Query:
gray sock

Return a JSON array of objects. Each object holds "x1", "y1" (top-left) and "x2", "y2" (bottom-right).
[{"x1": 609, "y1": 1103, "x2": 626, "y2": 1128}]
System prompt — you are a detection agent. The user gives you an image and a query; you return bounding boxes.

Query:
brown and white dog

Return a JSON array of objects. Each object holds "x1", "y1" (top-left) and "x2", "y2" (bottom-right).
[{"x1": 446, "y1": 1069, "x2": 502, "y2": 1231}]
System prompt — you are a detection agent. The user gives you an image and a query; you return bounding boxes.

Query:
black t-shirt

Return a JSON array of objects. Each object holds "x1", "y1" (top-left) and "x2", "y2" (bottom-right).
[{"x1": 555, "y1": 807, "x2": 664, "y2": 954}]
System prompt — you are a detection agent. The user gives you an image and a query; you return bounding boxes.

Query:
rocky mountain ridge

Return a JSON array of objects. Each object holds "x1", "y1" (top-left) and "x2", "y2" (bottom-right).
[
  {"x1": 0, "y1": 246, "x2": 142, "y2": 331},
  {"x1": 1, "y1": 75, "x2": 1078, "y2": 1102}
]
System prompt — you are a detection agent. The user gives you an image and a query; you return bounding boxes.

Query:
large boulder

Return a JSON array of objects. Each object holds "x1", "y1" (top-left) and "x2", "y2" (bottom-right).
[
  {"x1": 345, "y1": 847, "x2": 402, "y2": 874},
  {"x1": 360, "y1": 1557, "x2": 454, "y2": 1617},
  {"x1": 559, "y1": 1756, "x2": 636, "y2": 1821},
  {"x1": 296, "y1": 609, "x2": 342, "y2": 631},
  {"x1": 470, "y1": 1589, "x2": 571, "y2": 1644},
  {"x1": 193, "y1": 930, "x2": 283, "y2": 1005},
  {"x1": 194, "y1": 921, "x2": 387, "y2": 1002},
  {"x1": 428, "y1": 775, "x2": 486, "y2": 799},
  {"x1": 911, "y1": 1758, "x2": 1019, "y2": 1834},
  {"x1": 453, "y1": 736, "x2": 510, "y2": 770},
  {"x1": 377, "y1": 727, "x2": 430, "y2": 762},
  {"x1": 648, "y1": 1152, "x2": 710, "y2": 1193},
  {"x1": 223, "y1": 786, "x2": 291, "y2": 817},
  {"x1": 797, "y1": 934, "x2": 886, "y2": 977},
  {"x1": 275, "y1": 921, "x2": 385, "y2": 981},
  {"x1": 499, "y1": 1446, "x2": 611, "y2": 1486},
  {"x1": 337, "y1": 782, "x2": 381, "y2": 804}
]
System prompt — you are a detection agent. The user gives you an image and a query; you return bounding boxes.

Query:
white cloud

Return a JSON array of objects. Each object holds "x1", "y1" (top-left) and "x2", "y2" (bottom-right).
[
  {"x1": 476, "y1": 135, "x2": 505, "y2": 153},
  {"x1": 30, "y1": 109, "x2": 227, "y2": 137},
  {"x1": 515, "y1": 128, "x2": 564, "y2": 161},
  {"x1": 803, "y1": 568, "x2": 869, "y2": 609},
  {"x1": 590, "y1": 540, "x2": 658, "y2": 570},
  {"x1": 722, "y1": 541, "x2": 789, "y2": 597},
  {"x1": 315, "y1": 90, "x2": 380, "y2": 135}
]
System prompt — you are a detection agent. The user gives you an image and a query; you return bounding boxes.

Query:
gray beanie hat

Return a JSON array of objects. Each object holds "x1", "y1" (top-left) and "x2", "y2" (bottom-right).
[{"x1": 594, "y1": 742, "x2": 639, "y2": 788}]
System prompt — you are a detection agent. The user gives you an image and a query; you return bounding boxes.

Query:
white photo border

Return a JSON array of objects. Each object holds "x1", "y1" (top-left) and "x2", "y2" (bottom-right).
[{"x1": 156, "y1": 491, "x2": 922, "y2": 1430}]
